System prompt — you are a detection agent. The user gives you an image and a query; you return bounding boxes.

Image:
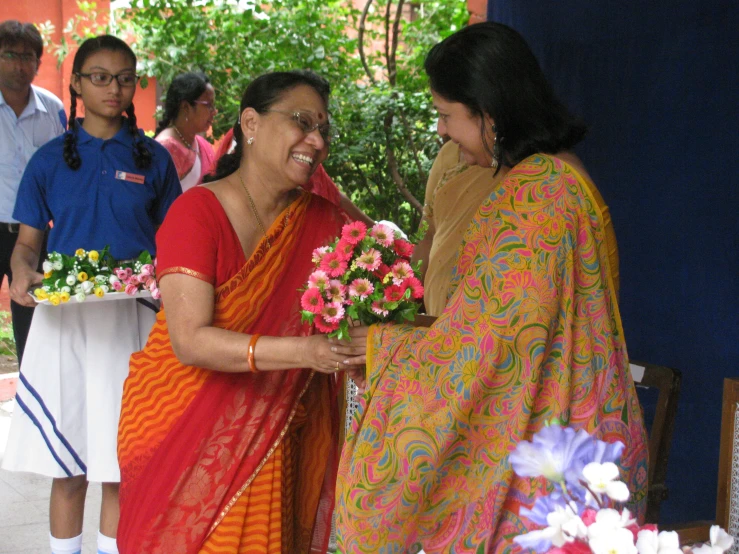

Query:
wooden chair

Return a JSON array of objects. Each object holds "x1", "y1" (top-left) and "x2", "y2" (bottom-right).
[
  {"x1": 666, "y1": 378, "x2": 739, "y2": 546},
  {"x1": 629, "y1": 361, "x2": 682, "y2": 523}
]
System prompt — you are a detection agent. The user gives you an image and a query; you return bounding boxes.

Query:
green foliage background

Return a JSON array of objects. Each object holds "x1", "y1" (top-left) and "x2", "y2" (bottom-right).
[{"x1": 118, "y1": 0, "x2": 469, "y2": 232}]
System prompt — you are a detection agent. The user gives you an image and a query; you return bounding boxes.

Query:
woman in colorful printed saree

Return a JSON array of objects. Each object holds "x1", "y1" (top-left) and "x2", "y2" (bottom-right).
[
  {"x1": 117, "y1": 71, "x2": 366, "y2": 554},
  {"x1": 335, "y1": 22, "x2": 648, "y2": 553}
]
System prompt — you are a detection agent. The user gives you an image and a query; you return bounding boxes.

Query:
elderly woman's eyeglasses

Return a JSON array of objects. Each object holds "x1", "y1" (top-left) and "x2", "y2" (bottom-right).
[
  {"x1": 0, "y1": 51, "x2": 37, "y2": 64},
  {"x1": 76, "y1": 72, "x2": 140, "y2": 87},
  {"x1": 193, "y1": 100, "x2": 217, "y2": 112},
  {"x1": 267, "y1": 110, "x2": 337, "y2": 143}
]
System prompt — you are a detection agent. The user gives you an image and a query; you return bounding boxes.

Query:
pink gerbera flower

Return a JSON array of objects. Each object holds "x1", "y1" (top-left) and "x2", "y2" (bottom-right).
[
  {"x1": 371, "y1": 301, "x2": 389, "y2": 317},
  {"x1": 406, "y1": 276, "x2": 425, "y2": 299},
  {"x1": 326, "y1": 280, "x2": 346, "y2": 303},
  {"x1": 390, "y1": 261, "x2": 414, "y2": 285},
  {"x1": 348, "y1": 278, "x2": 374, "y2": 300},
  {"x1": 384, "y1": 283, "x2": 407, "y2": 303},
  {"x1": 301, "y1": 287, "x2": 325, "y2": 314},
  {"x1": 394, "y1": 238, "x2": 414, "y2": 259},
  {"x1": 356, "y1": 248, "x2": 382, "y2": 271},
  {"x1": 335, "y1": 239, "x2": 355, "y2": 260},
  {"x1": 369, "y1": 223, "x2": 395, "y2": 248},
  {"x1": 312, "y1": 246, "x2": 331, "y2": 264},
  {"x1": 308, "y1": 270, "x2": 330, "y2": 290},
  {"x1": 321, "y1": 301, "x2": 345, "y2": 324},
  {"x1": 341, "y1": 221, "x2": 367, "y2": 245},
  {"x1": 314, "y1": 316, "x2": 339, "y2": 333},
  {"x1": 320, "y1": 251, "x2": 348, "y2": 277}
]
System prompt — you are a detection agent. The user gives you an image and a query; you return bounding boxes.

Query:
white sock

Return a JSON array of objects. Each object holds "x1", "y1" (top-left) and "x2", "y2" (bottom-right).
[
  {"x1": 49, "y1": 532, "x2": 82, "y2": 554},
  {"x1": 97, "y1": 531, "x2": 119, "y2": 554}
]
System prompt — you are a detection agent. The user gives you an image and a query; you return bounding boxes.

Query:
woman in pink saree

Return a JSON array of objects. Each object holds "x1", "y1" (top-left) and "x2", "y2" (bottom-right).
[{"x1": 335, "y1": 22, "x2": 648, "y2": 553}]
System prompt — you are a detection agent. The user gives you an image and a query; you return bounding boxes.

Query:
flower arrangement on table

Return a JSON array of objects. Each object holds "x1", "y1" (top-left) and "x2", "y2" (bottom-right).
[
  {"x1": 510, "y1": 421, "x2": 734, "y2": 554},
  {"x1": 300, "y1": 221, "x2": 425, "y2": 339},
  {"x1": 32, "y1": 247, "x2": 159, "y2": 305}
]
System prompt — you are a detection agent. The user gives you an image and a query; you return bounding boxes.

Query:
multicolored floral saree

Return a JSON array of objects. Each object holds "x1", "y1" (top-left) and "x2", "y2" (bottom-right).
[
  {"x1": 117, "y1": 191, "x2": 343, "y2": 553},
  {"x1": 336, "y1": 154, "x2": 648, "y2": 553}
]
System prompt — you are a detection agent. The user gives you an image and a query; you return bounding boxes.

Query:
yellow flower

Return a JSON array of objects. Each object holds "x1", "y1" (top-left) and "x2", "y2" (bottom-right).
[
  {"x1": 77, "y1": 272, "x2": 88, "y2": 282},
  {"x1": 43, "y1": 271, "x2": 53, "y2": 279},
  {"x1": 48, "y1": 293, "x2": 61, "y2": 306},
  {"x1": 34, "y1": 288, "x2": 48, "y2": 300},
  {"x1": 59, "y1": 291, "x2": 71, "y2": 303},
  {"x1": 88, "y1": 250, "x2": 99, "y2": 262},
  {"x1": 93, "y1": 287, "x2": 105, "y2": 298},
  {"x1": 75, "y1": 248, "x2": 86, "y2": 258}
]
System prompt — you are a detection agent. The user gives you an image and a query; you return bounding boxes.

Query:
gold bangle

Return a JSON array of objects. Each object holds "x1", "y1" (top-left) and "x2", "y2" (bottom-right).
[{"x1": 247, "y1": 333, "x2": 261, "y2": 373}]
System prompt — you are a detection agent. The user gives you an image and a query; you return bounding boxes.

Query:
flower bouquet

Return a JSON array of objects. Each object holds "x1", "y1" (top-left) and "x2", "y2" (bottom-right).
[
  {"x1": 510, "y1": 421, "x2": 734, "y2": 554},
  {"x1": 32, "y1": 247, "x2": 160, "y2": 305},
  {"x1": 300, "y1": 221, "x2": 425, "y2": 339}
]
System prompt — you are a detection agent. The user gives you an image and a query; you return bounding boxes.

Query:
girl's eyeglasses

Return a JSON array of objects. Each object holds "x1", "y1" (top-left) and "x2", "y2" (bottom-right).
[
  {"x1": 76, "y1": 72, "x2": 140, "y2": 87},
  {"x1": 266, "y1": 110, "x2": 338, "y2": 143}
]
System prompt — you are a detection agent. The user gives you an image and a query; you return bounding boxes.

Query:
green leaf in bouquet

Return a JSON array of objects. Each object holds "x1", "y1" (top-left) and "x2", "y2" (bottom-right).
[
  {"x1": 346, "y1": 304, "x2": 359, "y2": 320},
  {"x1": 301, "y1": 310, "x2": 315, "y2": 324},
  {"x1": 410, "y1": 219, "x2": 429, "y2": 244},
  {"x1": 137, "y1": 250, "x2": 153, "y2": 265},
  {"x1": 384, "y1": 301, "x2": 399, "y2": 311},
  {"x1": 333, "y1": 319, "x2": 351, "y2": 341}
]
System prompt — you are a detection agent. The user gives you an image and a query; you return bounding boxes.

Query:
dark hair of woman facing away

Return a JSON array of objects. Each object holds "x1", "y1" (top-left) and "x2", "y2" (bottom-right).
[
  {"x1": 204, "y1": 70, "x2": 330, "y2": 183},
  {"x1": 424, "y1": 21, "x2": 586, "y2": 169},
  {"x1": 155, "y1": 72, "x2": 211, "y2": 135},
  {"x1": 63, "y1": 35, "x2": 151, "y2": 170}
]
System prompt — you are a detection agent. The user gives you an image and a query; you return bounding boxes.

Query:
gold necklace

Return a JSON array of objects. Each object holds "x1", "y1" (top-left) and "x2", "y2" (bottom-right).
[
  {"x1": 172, "y1": 125, "x2": 193, "y2": 150},
  {"x1": 237, "y1": 172, "x2": 272, "y2": 249}
]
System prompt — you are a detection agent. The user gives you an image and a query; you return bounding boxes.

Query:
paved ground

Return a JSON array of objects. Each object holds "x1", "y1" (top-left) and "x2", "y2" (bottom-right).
[{"x1": 0, "y1": 372, "x2": 103, "y2": 554}]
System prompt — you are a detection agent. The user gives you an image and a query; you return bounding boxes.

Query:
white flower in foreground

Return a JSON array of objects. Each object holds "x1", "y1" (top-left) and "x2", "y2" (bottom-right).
[
  {"x1": 42, "y1": 261, "x2": 53, "y2": 273},
  {"x1": 583, "y1": 462, "x2": 630, "y2": 502},
  {"x1": 590, "y1": 527, "x2": 637, "y2": 554},
  {"x1": 514, "y1": 505, "x2": 587, "y2": 552},
  {"x1": 635, "y1": 529, "x2": 682, "y2": 554},
  {"x1": 52, "y1": 260, "x2": 63, "y2": 271},
  {"x1": 588, "y1": 509, "x2": 635, "y2": 539},
  {"x1": 66, "y1": 274, "x2": 77, "y2": 287},
  {"x1": 691, "y1": 525, "x2": 735, "y2": 554},
  {"x1": 81, "y1": 281, "x2": 94, "y2": 294},
  {"x1": 74, "y1": 292, "x2": 86, "y2": 303}
]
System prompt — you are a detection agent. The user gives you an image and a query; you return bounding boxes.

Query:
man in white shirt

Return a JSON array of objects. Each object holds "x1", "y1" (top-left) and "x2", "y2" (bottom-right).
[{"x1": 0, "y1": 20, "x2": 66, "y2": 364}]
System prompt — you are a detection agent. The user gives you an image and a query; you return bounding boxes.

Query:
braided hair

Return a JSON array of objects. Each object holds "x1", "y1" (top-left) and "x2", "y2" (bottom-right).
[
  {"x1": 204, "y1": 70, "x2": 329, "y2": 183},
  {"x1": 64, "y1": 35, "x2": 152, "y2": 170},
  {"x1": 155, "y1": 72, "x2": 210, "y2": 136}
]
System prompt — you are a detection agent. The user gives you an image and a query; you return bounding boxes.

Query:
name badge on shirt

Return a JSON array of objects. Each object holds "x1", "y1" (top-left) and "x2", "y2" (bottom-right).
[{"x1": 115, "y1": 171, "x2": 146, "y2": 184}]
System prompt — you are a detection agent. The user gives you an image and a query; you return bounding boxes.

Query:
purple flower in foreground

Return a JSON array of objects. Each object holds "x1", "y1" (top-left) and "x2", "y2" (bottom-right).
[
  {"x1": 520, "y1": 492, "x2": 573, "y2": 526},
  {"x1": 565, "y1": 438, "x2": 625, "y2": 486},
  {"x1": 510, "y1": 425, "x2": 595, "y2": 482}
]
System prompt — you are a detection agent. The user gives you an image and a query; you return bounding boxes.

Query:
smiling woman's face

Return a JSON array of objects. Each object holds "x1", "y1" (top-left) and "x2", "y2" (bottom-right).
[{"x1": 432, "y1": 90, "x2": 495, "y2": 167}]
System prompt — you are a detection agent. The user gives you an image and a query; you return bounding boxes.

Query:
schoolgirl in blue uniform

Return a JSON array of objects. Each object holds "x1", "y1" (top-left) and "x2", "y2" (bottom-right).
[{"x1": 2, "y1": 35, "x2": 180, "y2": 554}]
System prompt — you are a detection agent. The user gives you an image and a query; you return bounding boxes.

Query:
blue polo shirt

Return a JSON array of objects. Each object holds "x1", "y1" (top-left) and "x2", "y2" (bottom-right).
[{"x1": 13, "y1": 121, "x2": 181, "y2": 259}]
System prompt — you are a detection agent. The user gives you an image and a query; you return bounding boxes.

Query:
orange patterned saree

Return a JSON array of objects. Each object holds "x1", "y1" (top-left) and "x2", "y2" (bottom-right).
[{"x1": 117, "y1": 192, "x2": 342, "y2": 553}]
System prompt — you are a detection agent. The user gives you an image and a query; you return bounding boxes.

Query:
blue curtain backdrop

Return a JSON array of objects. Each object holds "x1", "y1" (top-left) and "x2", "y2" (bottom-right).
[{"x1": 488, "y1": 1, "x2": 739, "y2": 522}]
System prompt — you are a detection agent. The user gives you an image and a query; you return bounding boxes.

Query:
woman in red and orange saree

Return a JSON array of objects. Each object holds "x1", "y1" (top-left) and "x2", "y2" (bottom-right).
[{"x1": 118, "y1": 71, "x2": 360, "y2": 554}]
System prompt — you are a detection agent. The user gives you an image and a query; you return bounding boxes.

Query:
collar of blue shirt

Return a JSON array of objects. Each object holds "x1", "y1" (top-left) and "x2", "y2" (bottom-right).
[{"x1": 72, "y1": 117, "x2": 142, "y2": 147}]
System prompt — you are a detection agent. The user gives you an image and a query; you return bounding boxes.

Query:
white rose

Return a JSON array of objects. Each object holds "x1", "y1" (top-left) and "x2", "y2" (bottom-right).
[
  {"x1": 52, "y1": 261, "x2": 63, "y2": 271},
  {"x1": 74, "y1": 292, "x2": 86, "y2": 303},
  {"x1": 42, "y1": 261, "x2": 54, "y2": 273},
  {"x1": 100, "y1": 285, "x2": 109, "y2": 293},
  {"x1": 61, "y1": 286, "x2": 71, "y2": 293},
  {"x1": 66, "y1": 275, "x2": 77, "y2": 286},
  {"x1": 81, "y1": 281, "x2": 94, "y2": 294},
  {"x1": 74, "y1": 284, "x2": 83, "y2": 293},
  {"x1": 108, "y1": 275, "x2": 120, "y2": 286},
  {"x1": 95, "y1": 274, "x2": 107, "y2": 284}
]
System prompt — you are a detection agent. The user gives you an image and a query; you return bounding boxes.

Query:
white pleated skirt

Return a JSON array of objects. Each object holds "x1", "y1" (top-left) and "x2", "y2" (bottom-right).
[{"x1": 1, "y1": 298, "x2": 157, "y2": 482}]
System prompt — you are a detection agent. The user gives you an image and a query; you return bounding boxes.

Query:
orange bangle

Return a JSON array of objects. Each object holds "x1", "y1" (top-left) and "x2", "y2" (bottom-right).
[{"x1": 247, "y1": 333, "x2": 261, "y2": 373}]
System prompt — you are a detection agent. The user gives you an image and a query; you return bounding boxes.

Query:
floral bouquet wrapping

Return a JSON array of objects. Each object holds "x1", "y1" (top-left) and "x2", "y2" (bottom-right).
[
  {"x1": 33, "y1": 247, "x2": 160, "y2": 305},
  {"x1": 300, "y1": 221, "x2": 425, "y2": 339},
  {"x1": 510, "y1": 422, "x2": 734, "y2": 554}
]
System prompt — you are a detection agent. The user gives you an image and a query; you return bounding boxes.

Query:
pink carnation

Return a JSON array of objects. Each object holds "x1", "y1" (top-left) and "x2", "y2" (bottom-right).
[
  {"x1": 370, "y1": 301, "x2": 389, "y2": 317},
  {"x1": 148, "y1": 279, "x2": 158, "y2": 292},
  {"x1": 140, "y1": 264, "x2": 155, "y2": 277},
  {"x1": 348, "y1": 278, "x2": 374, "y2": 300},
  {"x1": 151, "y1": 287, "x2": 161, "y2": 300},
  {"x1": 308, "y1": 270, "x2": 330, "y2": 290},
  {"x1": 341, "y1": 221, "x2": 367, "y2": 245},
  {"x1": 319, "y1": 251, "x2": 348, "y2": 278},
  {"x1": 112, "y1": 280, "x2": 124, "y2": 292},
  {"x1": 369, "y1": 223, "x2": 394, "y2": 248},
  {"x1": 356, "y1": 248, "x2": 381, "y2": 271},
  {"x1": 124, "y1": 283, "x2": 139, "y2": 296},
  {"x1": 326, "y1": 280, "x2": 346, "y2": 303},
  {"x1": 406, "y1": 276, "x2": 424, "y2": 299},
  {"x1": 115, "y1": 268, "x2": 128, "y2": 280},
  {"x1": 390, "y1": 261, "x2": 414, "y2": 285},
  {"x1": 394, "y1": 238, "x2": 414, "y2": 259},
  {"x1": 301, "y1": 287, "x2": 325, "y2": 314},
  {"x1": 321, "y1": 301, "x2": 345, "y2": 324}
]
